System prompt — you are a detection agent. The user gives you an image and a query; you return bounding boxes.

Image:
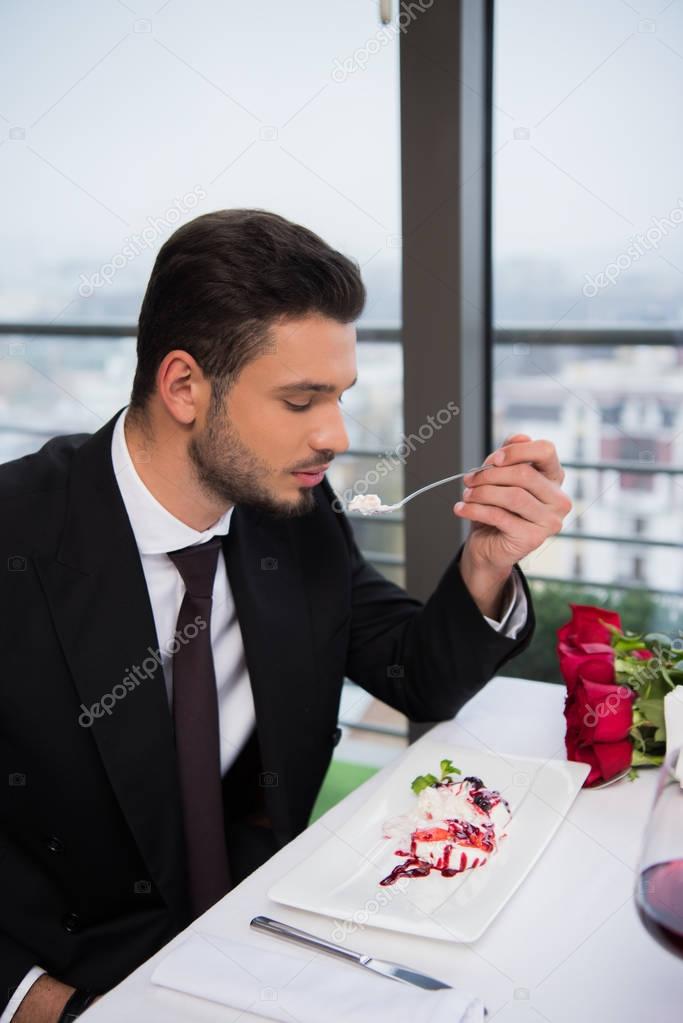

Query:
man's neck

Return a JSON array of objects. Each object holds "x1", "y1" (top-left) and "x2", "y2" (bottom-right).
[{"x1": 123, "y1": 410, "x2": 232, "y2": 532}]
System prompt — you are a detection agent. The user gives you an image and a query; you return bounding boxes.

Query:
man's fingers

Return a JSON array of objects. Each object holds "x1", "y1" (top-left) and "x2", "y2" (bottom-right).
[
  {"x1": 461, "y1": 483, "x2": 564, "y2": 532},
  {"x1": 502, "y1": 433, "x2": 532, "y2": 445},
  {"x1": 454, "y1": 497, "x2": 547, "y2": 542},
  {"x1": 489, "y1": 438, "x2": 564, "y2": 483},
  {"x1": 463, "y1": 463, "x2": 572, "y2": 513},
  {"x1": 488, "y1": 433, "x2": 532, "y2": 463}
]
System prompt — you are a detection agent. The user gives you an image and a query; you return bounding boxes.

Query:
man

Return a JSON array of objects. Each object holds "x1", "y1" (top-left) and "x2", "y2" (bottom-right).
[{"x1": 0, "y1": 209, "x2": 571, "y2": 1022}]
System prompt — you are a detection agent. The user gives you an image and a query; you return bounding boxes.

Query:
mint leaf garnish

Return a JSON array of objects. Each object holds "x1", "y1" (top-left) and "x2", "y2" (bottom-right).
[
  {"x1": 411, "y1": 759, "x2": 462, "y2": 795},
  {"x1": 439, "y1": 759, "x2": 462, "y2": 780},
  {"x1": 411, "y1": 773, "x2": 438, "y2": 795}
]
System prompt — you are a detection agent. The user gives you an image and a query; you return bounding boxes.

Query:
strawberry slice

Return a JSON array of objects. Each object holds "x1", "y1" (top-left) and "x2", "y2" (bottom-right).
[{"x1": 412, "y1": 826, "x2": 451, "y2": 842}]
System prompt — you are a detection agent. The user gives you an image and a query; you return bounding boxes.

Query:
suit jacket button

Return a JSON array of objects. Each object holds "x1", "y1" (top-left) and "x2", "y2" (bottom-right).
[
  {"x1": 331, "y1": 726, "x2": 342, "y2": 747},
  {"x1": 46, "y1": 836, "x2": 64, "y2": 854},
  {"x1": 62, "y1": 912, "x2": 81, "y2": 934}
]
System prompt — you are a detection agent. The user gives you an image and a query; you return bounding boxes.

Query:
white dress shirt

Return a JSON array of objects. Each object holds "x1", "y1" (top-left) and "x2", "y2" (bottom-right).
[
  {"x1": 109, "y1": 407, "x2": 256, "y2": 777},
  {"x1": 2, "y1": 408, "x2": 528, "y2": 1020}
]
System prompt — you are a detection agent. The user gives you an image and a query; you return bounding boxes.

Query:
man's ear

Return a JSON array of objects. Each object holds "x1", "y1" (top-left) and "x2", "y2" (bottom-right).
[{"x1": 156, "y1": 349, "x2": 209, "y2": 425}]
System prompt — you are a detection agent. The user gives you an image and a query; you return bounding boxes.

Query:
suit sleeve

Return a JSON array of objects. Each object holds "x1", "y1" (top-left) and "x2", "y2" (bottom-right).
[{"x1": 325, "y1": 481, "x2": 535, "y2": 722}]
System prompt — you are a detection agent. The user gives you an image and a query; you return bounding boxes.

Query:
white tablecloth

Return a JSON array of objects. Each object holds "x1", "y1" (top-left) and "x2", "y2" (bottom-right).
[{"x1": 82, "y1": 677, "x2": 680, "y2": 1023}]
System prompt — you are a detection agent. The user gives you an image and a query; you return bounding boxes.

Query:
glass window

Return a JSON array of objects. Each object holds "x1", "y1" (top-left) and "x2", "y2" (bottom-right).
[
  {"x1": 493, "y1": 0, "x2": 683, "y2": 325},
  {"x1": 492, "y1": 2, "x2": 683, "y2": 679},
  {"x1": 1, "y1": 1, "x2": 406, "y2": 753},
  {"x1": 1, "y1": 1, "x2": 400, "y2": 324},
  {"x1": 0, "y1": 334, "x2": 137, "y2": 461},
  {"x1": 1, "y1": 0, "x2": 402, "y2": 452},
  {"x1": 493, "y1": 341, "x2": 682, "y2": 591}
]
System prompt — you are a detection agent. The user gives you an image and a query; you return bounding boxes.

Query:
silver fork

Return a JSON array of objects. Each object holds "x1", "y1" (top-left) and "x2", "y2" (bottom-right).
[{"x1": 347, "y1": 462, "x2": 494, "y2": 515}]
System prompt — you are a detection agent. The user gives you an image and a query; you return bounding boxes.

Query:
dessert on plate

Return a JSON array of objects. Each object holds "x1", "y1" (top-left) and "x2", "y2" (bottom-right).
[{"x1": 379, "y1": 759, "x2": 511, "y2": 885}]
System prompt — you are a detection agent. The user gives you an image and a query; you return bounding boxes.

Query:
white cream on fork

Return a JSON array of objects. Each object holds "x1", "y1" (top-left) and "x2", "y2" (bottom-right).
[{"x1": 346, "y1": 463, "x2": 493, "y2": 515}]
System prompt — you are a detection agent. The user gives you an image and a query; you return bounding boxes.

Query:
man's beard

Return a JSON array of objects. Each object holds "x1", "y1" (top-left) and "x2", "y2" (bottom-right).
[{"x1": 187, "y1": 405, "x2": 317, "y2": 519}]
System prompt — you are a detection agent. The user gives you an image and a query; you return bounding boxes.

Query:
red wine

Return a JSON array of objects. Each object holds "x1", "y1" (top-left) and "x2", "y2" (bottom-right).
[{"x1": 636, "y1": 860, "x2": 683, "y2": 957}]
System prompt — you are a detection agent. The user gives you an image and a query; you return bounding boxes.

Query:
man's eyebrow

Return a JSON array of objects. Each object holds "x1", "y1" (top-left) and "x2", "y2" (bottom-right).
[{"x1": 271, "y1": 376, "x2": 358, "y2": 395}]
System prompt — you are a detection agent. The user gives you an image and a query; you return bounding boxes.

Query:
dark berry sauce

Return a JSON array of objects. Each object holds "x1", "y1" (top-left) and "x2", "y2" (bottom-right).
[
  {"x1": 380, "y1": 777, "x2": 508, "y2": 886},
  {"x1": 380, "y1": 818, "x2": 495, "y2": 885}
]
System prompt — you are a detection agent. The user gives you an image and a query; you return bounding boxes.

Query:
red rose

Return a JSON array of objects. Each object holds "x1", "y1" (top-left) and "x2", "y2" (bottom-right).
[
  {"x1": 557, "y1": 604, "x2": 622, "y2": 646},
  {"x1": 559, "y1": 605, "x2": 636, "y2": 786},
  {"x1": 558, "y1": 648, "x2": 615, "y2": 692},
  {"x1": 565, "y1": 677, "x2": 635, "y2": 744},
  {"x1": 564, "y1": 736, "x2": 634, "y2": 787},
  {"x1": 557, "y1": 605, "x2": 620, "y2": 693}
]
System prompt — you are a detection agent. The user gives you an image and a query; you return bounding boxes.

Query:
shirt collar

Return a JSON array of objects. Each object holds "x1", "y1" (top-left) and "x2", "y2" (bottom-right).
[{"x1": 111, "y1": 407, "x2": 234, "y2": 556}]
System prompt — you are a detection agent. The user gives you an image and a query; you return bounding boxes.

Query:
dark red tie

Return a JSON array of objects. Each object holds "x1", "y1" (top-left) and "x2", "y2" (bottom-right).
[{"x1": 167, "y1": 535, "x2": 231, "y2": 917}]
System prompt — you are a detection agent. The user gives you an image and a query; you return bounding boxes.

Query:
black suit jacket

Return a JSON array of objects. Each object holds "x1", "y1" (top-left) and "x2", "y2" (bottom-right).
[{"x1": 0, "y1": 410, "x2": 534, "y2": 1009}]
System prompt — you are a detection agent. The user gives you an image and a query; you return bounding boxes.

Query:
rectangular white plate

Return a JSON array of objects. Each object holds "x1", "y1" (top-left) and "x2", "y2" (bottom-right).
[{"x1": 268, "y1": 740, "x2": 590, "y2": 942}]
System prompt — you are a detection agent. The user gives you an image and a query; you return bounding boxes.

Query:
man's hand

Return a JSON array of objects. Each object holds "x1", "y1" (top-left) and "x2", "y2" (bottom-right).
[{"x1": 454, "y1": 433, "x2": 572, "y2": 619}]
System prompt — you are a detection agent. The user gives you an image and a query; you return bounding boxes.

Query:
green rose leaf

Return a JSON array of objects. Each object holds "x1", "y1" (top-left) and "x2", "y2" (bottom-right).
[
  {"x1": 644, "y1": 632, "x2": 672, "y2": 649},
  {"x1": 631, "y1": 749, "x2": 665, "y2": 768},
  {"x1": 636, "y1": 698, "x2": 666, "y2": 730}
]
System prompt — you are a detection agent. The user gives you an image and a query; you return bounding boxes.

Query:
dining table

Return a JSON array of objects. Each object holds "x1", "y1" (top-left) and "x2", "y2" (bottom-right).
[{"x1": 82, "y1": 675, "x2": 680, "y2": 1023}]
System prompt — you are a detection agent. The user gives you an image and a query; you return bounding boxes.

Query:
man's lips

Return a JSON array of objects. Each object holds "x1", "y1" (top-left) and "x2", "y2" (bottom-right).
[
  {"x1": 291, "y1": 465, "x2": 330, "y2": 487},
  {"x1": 292, "y1": 464, "x2": 330, "y2": 474}
]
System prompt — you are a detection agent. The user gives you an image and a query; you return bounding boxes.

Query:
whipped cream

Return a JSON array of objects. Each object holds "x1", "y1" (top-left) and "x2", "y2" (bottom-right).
[{"x1": 347, "y1": 493, "x2": 391, "y2": 514}]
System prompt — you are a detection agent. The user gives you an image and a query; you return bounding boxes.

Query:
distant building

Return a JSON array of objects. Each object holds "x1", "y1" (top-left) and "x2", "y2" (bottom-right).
[{"x1": 495, "y1": 344, "x2": 683, "y2": 594}]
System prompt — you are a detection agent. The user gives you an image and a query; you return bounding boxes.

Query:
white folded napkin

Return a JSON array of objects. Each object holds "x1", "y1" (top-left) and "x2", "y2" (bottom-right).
[
  {"x1": 150, "y1": 930, "x2": 485, "y2": 1023},
  {"x1": 664, "y1": 686, "x2": 683, "y2": 786}
]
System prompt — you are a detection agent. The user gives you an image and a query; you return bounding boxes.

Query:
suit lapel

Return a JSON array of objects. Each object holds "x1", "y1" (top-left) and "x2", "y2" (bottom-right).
[
  {"x1": 33, "y1": 408, "x2": 320, "y2": 904},
  {"x1": 34, "y1": 411, "x2": 189, "y2": 919},
  {"x1": 222, "y1": 505, "x2": 318, "y2": 844}
]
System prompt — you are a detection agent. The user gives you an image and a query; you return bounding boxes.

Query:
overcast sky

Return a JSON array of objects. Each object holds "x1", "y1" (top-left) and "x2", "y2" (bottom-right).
[
  {"x1": 494, "y1": 0, "x2": 683, "y2": 275},
  {"x1": 0, "y1": 0, "x2": 401, "y2": 320},
  {"x1": 1, "y1": 0, "x2": 682, "y2": 322}
]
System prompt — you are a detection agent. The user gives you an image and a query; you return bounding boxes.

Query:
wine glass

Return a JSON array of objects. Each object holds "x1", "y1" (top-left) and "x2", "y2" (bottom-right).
[{"x1": 634, "y1": 745, "x2": 683, "y2": 956}]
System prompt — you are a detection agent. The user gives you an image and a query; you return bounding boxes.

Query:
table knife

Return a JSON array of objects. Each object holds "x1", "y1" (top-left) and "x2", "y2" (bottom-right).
[{"x1": 250, "y1": 915, "x2": 467, "y2": 997}]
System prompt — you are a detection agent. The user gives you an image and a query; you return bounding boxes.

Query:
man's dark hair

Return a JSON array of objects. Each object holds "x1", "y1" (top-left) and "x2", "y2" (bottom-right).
[{"x1": 129, "y1": 208, "x2": 366, "y2": 412}]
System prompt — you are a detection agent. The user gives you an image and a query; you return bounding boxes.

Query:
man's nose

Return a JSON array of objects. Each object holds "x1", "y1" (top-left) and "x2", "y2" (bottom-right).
[{"x1": 310, "y1": 404, "x2": 350, "y2": 456}]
